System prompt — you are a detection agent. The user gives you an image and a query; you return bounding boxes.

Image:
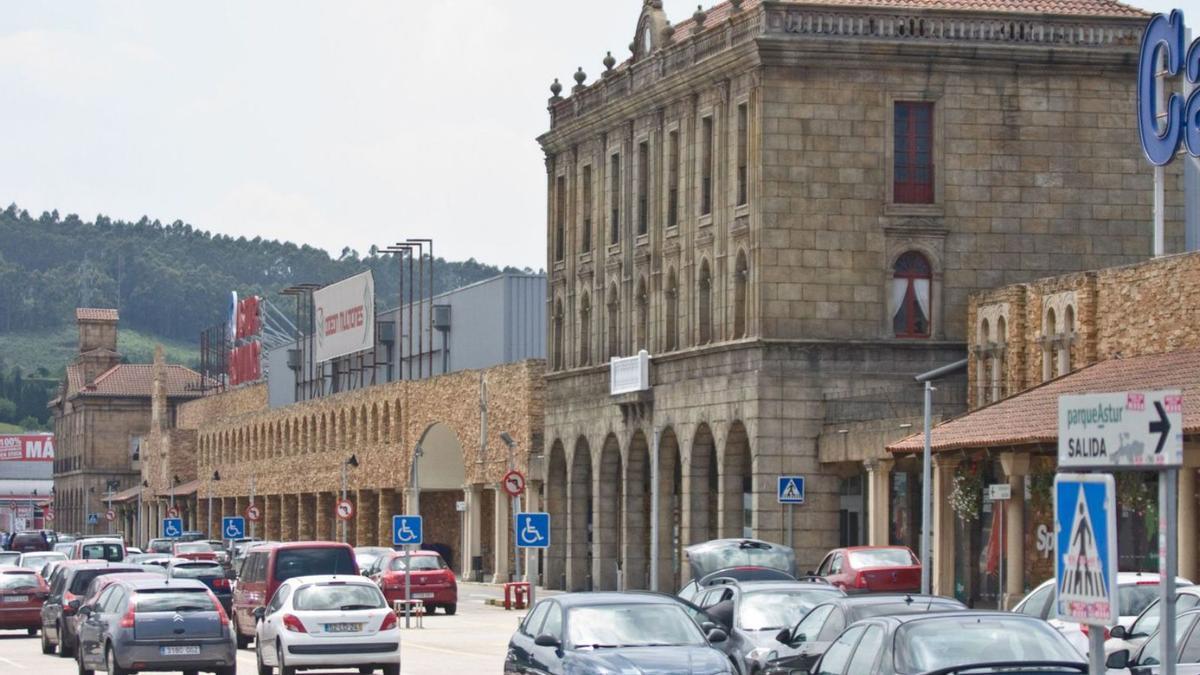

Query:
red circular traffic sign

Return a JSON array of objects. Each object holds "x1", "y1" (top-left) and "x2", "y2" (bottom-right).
[
  {"x1": 166, "y1": 506, "x2": 180, "y2": 519},
  {"x1": 335, "y1": 499, "x2": 355, "y2": 521},
  {"x1": 245, "y1": 503, "x2": 262, "y2": 522},
  {"x1": 105, "y1": 509, "x2": 116, "y2": 522},
  {"x1": 502, "y1": 470, "x2": 526, "y2": 498},
  {"x1": 43, "y1": 507, "x2": 54, "y2": 522}
]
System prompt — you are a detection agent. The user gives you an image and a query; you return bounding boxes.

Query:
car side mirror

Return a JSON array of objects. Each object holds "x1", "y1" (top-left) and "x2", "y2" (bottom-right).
[
  {"x1": 1106, "y1": 649, "x2": 1130, "y2": 670},
  {"x1": 253, "y1": 607, "x2": 266, "y2": 622},
  {"x1": 78, "y1": 605, "x2": 92, "y2": 617},
  {"x1": 67, "y1": 599, "x2": 81, "y2": 611},
  {"x1": 794, "y1": 632, "x2": 807, "y2": 644},
  {"x1": 533, "y1": 633, "x2": 561, "y2": 648},
  {"x1": 775, "y1": 628, "x2": 791, "y2": 644},
  {"x1": 706, "y1": 628, "x2": 728, "y2": 644},
  {"x1": 1110, "y1": 625, "x2": 1127, "y2": 639},
  {"x1": 700, "y1": 621, "x2": 718, "y2": 632}
]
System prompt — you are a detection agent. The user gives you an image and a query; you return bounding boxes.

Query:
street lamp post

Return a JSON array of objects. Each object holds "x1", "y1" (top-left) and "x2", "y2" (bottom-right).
[
  {"x1": 87, "y1": 486, "x2": 95, "y2": 535},
  {"x1": 500, "y1": 432, "x2": 521, "y2": 585},
  {"x1": 208, "y1": 471, "x2": 221, "y2": 539},
  {"x1": 405, "y1": 445, "x2": 423, "y2": 628},
  {"x1": 138, "y1": 481, "x2": 147, "y2": 548}
]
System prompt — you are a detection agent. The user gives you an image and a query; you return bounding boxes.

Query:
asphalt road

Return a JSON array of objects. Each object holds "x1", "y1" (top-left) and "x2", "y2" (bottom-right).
[{"x1": 0, "y1": 584, "x2": 529, "y2": 674}]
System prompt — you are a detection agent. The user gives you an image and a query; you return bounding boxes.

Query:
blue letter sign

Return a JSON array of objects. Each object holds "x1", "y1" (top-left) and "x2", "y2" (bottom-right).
[{"x1": 1137, "y1": 10, "x2": 1200, "y2": 165}]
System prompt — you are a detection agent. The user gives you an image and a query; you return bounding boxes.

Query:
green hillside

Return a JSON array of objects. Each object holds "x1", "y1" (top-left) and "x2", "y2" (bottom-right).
[{"x1": 0, "y1": 326, "x2": 197, "y2": 374}]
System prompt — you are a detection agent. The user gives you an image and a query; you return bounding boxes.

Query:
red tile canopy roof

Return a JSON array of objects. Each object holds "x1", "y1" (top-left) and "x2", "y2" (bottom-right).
[
  {"x1": 69, "y1": 363, "x2": 206, "y2": 398},
  {"x1": 888, "y1": 350, "x2": 1200, "y2": 454}
]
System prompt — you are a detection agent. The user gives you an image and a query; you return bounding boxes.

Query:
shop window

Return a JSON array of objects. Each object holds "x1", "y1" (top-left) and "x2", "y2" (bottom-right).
[
  {"x1": 637, "y1": 141, "x2": 650, "y2": 236},
  {"x1": 894, "y1": 101, "x2": 934, "y2": 204},
  {"x1": 698, "y1": 259, "x2": 713, "y2": 344},
  {"x1": 700, "y1": 116, "x2": 714, "y2": 216},
  {"x1": 667, "y1": 130, "x2": 680, "y2": 227},
  {"x1": 609, "y1": 154, "x2": 621, "y2": 245},
  {"x1": 891, "y1": 251, "x2": 932, "y2": 338}
]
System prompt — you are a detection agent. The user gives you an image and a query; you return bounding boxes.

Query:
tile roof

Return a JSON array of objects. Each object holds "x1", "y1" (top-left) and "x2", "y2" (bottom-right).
[
  {"x1": 75, "y1": 308, "x2": 119, "y2": 322},
  {"x1": 77, "y1": 364, "x2": 205, "y2": 398},
  {"x1": 108, "y1": 485, "x2": 143, "y2": 503},
  {"x1": 888, "y1": 350, "x2": 1200, "y2": 454}
]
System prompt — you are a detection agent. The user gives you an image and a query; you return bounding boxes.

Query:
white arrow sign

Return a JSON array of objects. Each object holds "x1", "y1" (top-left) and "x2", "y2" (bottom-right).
[{"x1": 1058, "y1": 390, "x2": 1183, "y2": 469}]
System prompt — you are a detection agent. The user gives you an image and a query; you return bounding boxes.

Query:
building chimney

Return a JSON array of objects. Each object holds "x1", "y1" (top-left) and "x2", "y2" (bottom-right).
[{"x1": 74, "y1": 308, "x2": 122, "y2": 384}]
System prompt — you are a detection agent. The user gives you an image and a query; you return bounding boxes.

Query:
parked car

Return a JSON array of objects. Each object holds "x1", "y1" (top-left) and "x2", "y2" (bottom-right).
[
  {"x1": 69, "y1": 571, "x2": 164, "y2": 647},
  {"x1": 678, "y1": 539, "x2": 798, "y2": 603},
  {"x1": 53, "y1": 542, "x2": 75, "y2": 556},
  {"x1": 254, "y1": 575, "x2": 400, "y2": 675},
  {"x1": 39, "y1": 561, "x2": 142, "y2": 656},
  {"x1": 355, "y1": 546, "x2": 393, "y2": 575},
  {"x1": 1013, "y1": 572, "x2": 1193, "y2": 655},
  {"x1": 69, "y1": 537, "x2": 126, "y2": 562},
  {"x1": 230, "y1": 541, "x2": 357, "y2": 648},
  {"x1": 1105, "y1": 585, "x2": 1200, "y2": 660},
  {"x1": 370, "y1": 550, "x2": 458, "y2": 615},
  {"x1": 0, "y1": 551, "x2": 21, "y2": 565},
  {"x1": 688, "y1": 579, "x2": 844, "y2": 674},
  {"x1": 75, "y1": 576, "x2": 236, "y2": 675},
  {"x1": 811, "y1": 546, "x2": 921, "y2": 594},
  {"x1": 125, "y1": 552, "x2": 171, "y2": 565},
  {"x1": 17, "y1": 550, "x2": 66, "y2": 571},
  {"x1": 762, "y1": 593, "x2": 967, "y2": 674},
  {"x1": 807, "y1": 610, "x2": 1085, "y2": 674},
  {"x1": 169, "y1": 559, "x2": 233, "y2": 614},
  {"x1": 174, "y1": 540, "x2": 221, "y2": 562},
  {"x1": 0, "y1": 565, "x2": 49, "y2": 634},
  {"x1": 145, "y1": 537, "x2": 175, "y2": 554},
  {"x1": 505, "y1": 592, "x2": 733, "y2": 674},
  {"x1": 6, "y1": 530, "x2": 52, "y2": 553}
]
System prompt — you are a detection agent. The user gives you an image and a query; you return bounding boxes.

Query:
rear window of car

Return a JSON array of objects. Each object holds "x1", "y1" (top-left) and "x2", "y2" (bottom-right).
[
  {"x1": 293, "y1": 583, "x2": 385, "y2": 611},
  {"x1": 147, "y1": 540, "x2": 174, "y2": 554},
  {"x1": 274, "y1": 548, "x2": 356, "y2": 582},
  {"x1": 0, "y1": 572, "x2": 40, "y2": 590},
  {"x1": 69, "y1": 569, "x2": 139, "y2": 595},
  {"x1": 175, "y1": 543, "x2": 212, "y2": 553},
  {"x1": 80, "y1": 544, "x2": 123, "y2": 562},
  {"x1": 172, "y1": 563, "x2": 222, "y2": 578},
  {"x1": 389, "y1": 555, "x2": 446, "y2": 571},
  {"x1": 135, "y1": 589, "x2": 215, "y2": 612},
  {"x1": 1120, "y1": 584, "x2": 1161, "y2": 616},
  {"x1": 12, "y1": 533, "x2": 46, "y2": 548},
  {"x1": 847, "y1": 549, "x2": 916, "y2": 568},
  {"x1": 851, "y1": 601, "x2": 963, "y2": 621}
]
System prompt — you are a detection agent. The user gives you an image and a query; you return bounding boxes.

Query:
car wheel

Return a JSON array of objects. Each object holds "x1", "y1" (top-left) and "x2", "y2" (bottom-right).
[
  {"x1": 444, "y1": 603, "x2": 456, "y2": 616},
  {"x1": 256, "y1": 637, "x2": 273, "y2": 675},
  {"x1": 380, "y1": 664, "x2": 399, "y2": 675},
  {"x1": 106, "y1": 645, "x2": 130, "y2": 675},
  {"x1": 58, "y1": 625, "x2": 75, "y2": 658},
  {"x1": 77, "y1": 649, "x2": 93, "y2": 675},
  {"x1": 214, "y1": 667, "x2": 237, "y2": 675},
  {"x1": 234, "y1": 616, "x2": 252, "y2": 649},
  {"x1": 358, "y1": 668, "x2": 374, "y2": 674},
  {"x1": 277, "y1": 642, "x2": 297, "y2": 675},
  {"x1": 40, "y1": 628, "x2": 55, "y2": 655},
  {"x1": 27, "y1": 627, "x2": 37, "y2": 636}
]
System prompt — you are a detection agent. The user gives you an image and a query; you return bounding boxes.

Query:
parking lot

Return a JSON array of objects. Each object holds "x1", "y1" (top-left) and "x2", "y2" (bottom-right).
[{"x1": 0, "y1": 582, "x2": 523, "y2": 675}]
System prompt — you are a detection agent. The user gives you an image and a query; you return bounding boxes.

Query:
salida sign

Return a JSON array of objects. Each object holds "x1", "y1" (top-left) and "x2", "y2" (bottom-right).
[
  {"x1": 1057, "y1": 390, "x2": 1183, "y2": 468},
  {"x1": 0, "y1": 434, "x2": 55, "y2": 462}
]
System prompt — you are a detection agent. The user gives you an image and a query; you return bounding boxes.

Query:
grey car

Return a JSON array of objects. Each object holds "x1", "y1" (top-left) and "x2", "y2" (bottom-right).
[{"x1": 75, "y1": 576, "x2": 236, "y2": 675}]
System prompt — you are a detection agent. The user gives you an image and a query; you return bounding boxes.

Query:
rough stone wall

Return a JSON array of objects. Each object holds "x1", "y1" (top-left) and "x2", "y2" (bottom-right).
[{"x1": 176, "y1": 384, "x2": 268, "y2": 430}]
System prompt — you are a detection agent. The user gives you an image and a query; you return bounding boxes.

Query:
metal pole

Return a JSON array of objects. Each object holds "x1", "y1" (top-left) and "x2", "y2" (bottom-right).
[
  {"x1": 998, "y1": 496, "x2": 1004, "y2": 610},
  {"x1": 650, "y1": 426, "x2": 660, "y2": 592},
  {"x1": 1088, "y1": 630, "x2": 1105, "y2": 674},
  {"x1": 514, "y1": 494, "x2": 522, "y2": 584},
  {"x1": 407, "y1": 247, "x2": 414, "y2": 380},
  {"x1": 250, "y1": 476, "x2": 257, "y2": 540},
  {"x1": 207, "y1": 482, "x2": 213, "y2": 539},
  {"x1": 921, "y1": 380, "x2": 933, "y2": 596},
  {"x1": 1155, "y1": 165, "x2": 1165, "y2": 258},
  {"x1": 136, "y1": 488, "x2": 142, "y2": 549},
  {"x1": 1160, "y1": 468, "x2": 1179, "y2": 675},
  {"x1": 404, "y1": 545, "x2": 412, "y2": 629},
  {"x1": 786, "y1": 504, "x2": 793, "y2": 550},
  {"x1": 340, "y1": 463, "x2": 347, "y2": 544},
  {"x1": 107, "y1": 491, "x2": 113, "y2": 535}
]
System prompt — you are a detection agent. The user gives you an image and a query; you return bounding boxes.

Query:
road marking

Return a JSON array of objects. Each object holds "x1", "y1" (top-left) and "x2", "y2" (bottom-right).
[
  {"x1": 403, "y1": 641, "x2": 500, "y2": 658},
  {"x1": 0, "y1": 656, "x2": 26, "y2": 669}
]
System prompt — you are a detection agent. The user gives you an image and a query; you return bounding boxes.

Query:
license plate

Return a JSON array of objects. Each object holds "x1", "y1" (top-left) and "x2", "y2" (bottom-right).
[
  {"x1": 160, "y1": 645, "x2": 201, "y2": 656},
  {"x1": 1, "y1": 595, "x2": 27, "y2": 603},
  {"x1": 324, "y1": 623, "x2": 363, "y2": 633},
  {"x1": 413, "y1": 592, "x2": 434, "y2": 599}
]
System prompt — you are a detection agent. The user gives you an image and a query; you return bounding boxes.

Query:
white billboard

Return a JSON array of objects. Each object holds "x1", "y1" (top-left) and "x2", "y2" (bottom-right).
[{"x1": 313, "y1": 271, "x2": 375, "y2": 363}]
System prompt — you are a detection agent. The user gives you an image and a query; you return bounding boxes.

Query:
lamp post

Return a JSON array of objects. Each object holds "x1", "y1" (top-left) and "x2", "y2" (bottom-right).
[
  {"x1": 404, "y1": 444, "x2": 423, "y2": 628},
  {"x1": 87, "y1": 486, "x2": 95, "y2": 535},
  {"x1": 208, "y1": 471, "x2": 221, "y2": 539},
  {"x1": 138, "y1": 481, "x2": 147, "y2": 548},
  {"x1": 341, "y1": 455, "x2": 358, "y2": 543}
]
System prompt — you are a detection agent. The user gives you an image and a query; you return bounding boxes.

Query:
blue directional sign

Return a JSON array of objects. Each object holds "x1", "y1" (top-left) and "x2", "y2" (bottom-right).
[
  {"x1": 161, "y1": 517, "x2": 183, "y2": 539},
  {"x1": 777, "y1": 476, "x2": 806, "y2": 504},
  {"x1": 222, "y1": 516, "x2": 246, "y2": 540},
  {"x1": 86, "y1": 513, "x2": 100, "y2": 526},
  {"x1": 1054, "y1": 473, "x2": 1118, "y2": 625},
  {"x1": 515, "y1": 512, "x2": 550, "y2": 549},
  {"x1": 392, "y1": 515, "x2": 423, "y2": 546}
]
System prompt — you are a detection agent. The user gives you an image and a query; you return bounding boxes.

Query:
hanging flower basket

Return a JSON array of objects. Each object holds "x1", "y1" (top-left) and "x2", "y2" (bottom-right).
[{"x1": 950, "y1": 460, "x2": 984, "y2": 521}]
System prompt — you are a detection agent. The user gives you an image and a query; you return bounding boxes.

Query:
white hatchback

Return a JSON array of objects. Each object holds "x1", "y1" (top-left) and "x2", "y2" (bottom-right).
[{"x1": 254, "y1": 575, "x2": 401, "y2": 675}]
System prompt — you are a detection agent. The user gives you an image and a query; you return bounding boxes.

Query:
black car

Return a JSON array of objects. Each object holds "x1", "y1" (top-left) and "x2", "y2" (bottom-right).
[
  {"x1": 168, "y1": 559, "x2": 233, "y2": 614},
  {"x1": 39, "y1": 562, "x2": 142, "y2": 657},
  {"x1": 505, "y1": 592, "x2": 734, "y2": 674},
  {"x1": 763, "y1": 594, "x2": 967, "y2": 674},
  {"x1": 809, "y1": 611, "x2": 1084, "y2": 675},
  {"x1": 689, "y1": 580, "x2": 845, "y2": 674}
]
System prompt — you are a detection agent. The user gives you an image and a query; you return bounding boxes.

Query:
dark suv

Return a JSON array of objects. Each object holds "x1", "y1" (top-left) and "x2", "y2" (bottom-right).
[
  {"x1": 6, "y1": 531, "x2": 52, "y2": 553},
  {"x1": 39, "y1": 561, "x2": 142, "y2": 657}
]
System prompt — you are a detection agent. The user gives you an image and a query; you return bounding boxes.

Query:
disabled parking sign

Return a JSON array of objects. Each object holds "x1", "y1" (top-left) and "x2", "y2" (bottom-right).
[
  {"x1": 162, "y1": 517, "x2": 183, "y2": 539},
  {"x1": 222, "y1": 516, "x2": 246, "y2": 540},
  {"x1": 392, "y1": 515, "x2": 422, "y2": 546},
  {"x1": 1054, "y1": 473, "x2": 1118, "y2": 625},
  {"x1": 515, "y1": 512, "x2": 550, "y2": 549}
]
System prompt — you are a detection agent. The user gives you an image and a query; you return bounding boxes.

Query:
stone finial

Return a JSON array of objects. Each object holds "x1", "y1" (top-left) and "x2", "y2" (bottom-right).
[
  {"x1": 550, "y1": 78, "x2": 563, "y2": 98},
  {"x1": 661, "y1": 21, "x2": 675, "y2": 44},
  {"x1": 573, "y1": 67, "x2": 587, "y2": 87},
  {"x1": 730, "y1": 0, "x2": 743, "y2": 10},
  {"x1": 603, "y1": 51, "x2": 616, "y2": 72},
  {"x1": 693, "y1": 5, "x2": 707, "y2": 27}
]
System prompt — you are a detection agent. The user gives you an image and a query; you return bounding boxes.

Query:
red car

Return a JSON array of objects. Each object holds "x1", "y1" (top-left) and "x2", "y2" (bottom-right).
[
  {"x1": 812, "y1": 546, "x2": 922, "y2": 593},
  {"x1": 0, "y1": 566, "x2": 49, "y2": 634},
  {"x1": 371, "y1": 550, "x2": 457, "y2": 615},
  {"x1": 173, "y1": 540, "x2": 220, "y2": 561}
]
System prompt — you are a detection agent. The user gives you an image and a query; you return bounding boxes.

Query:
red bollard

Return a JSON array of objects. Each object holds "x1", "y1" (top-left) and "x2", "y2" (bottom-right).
[{"x1": 504, "y1": 581, "x2": 531, "y2": 610}]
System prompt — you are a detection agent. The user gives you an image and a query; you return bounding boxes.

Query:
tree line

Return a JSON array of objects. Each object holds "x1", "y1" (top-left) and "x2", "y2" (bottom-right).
[{"x1": 0, "y1": 364, "x2": 55, "y2": 431}]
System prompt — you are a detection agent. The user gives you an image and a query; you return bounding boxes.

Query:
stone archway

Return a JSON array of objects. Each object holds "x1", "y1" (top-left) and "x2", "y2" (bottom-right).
[
  {"x1": 414, "y1": 422, "x2": 467, "y2": 570},
  {"x1": 656, "y1": 427, "x2": 683, "y2": 592},
  {"x1": 684, "y1": 423, "x2": 718, "y2": 546},
  {"x1": 545, "y1": 439, "x2": 568, "y2": 589},
  {"x1": 595, "y1": 433, "x2": 622, "y2": 590},
  {"x1": 625, "y1": 430, "x2": 651, "y2": 590},
  {"x1": 568, "y1": 437, "x2": 593, "y2": 591},
  {"x1": 722, "y1": 421, "x2": 751, "y2": 538}
]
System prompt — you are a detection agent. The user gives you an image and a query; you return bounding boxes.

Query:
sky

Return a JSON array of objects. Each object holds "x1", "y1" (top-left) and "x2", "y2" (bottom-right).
[{"x1": 0, "y1": 0, "x2": 1187, "y2": 271}]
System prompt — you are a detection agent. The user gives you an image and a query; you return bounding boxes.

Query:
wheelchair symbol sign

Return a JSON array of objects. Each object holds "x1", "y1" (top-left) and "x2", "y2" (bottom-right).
[
  {"x1": 515, "y1": 512, "x2": 550, "y2": 549},
  {"x1": 162, "y1": 517, "x2": 183, "y2": 538},
  {"x1": 392, "y1": 515, "x2": 423, "y2": 546},
  {"x1": 222, "y1": 517, "x2": 246, "y2": 540}
]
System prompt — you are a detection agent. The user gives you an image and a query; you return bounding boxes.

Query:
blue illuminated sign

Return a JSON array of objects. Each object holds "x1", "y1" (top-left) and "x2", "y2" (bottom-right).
[{"x1": 1137, "y1": 10, "x2": 1200, "y2": 165}]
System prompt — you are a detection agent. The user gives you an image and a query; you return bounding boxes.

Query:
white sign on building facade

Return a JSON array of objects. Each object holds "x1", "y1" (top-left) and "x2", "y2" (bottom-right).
[
  {"x1": 312, "y1": 271, "x2": 376, "y2": 363},
  {"x1": 610, "y1": 350, "x2": 651, "y2": 395}
]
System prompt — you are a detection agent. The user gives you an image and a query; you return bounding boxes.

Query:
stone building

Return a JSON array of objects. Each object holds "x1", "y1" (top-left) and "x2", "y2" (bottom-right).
[
  {"x1": 537, "y1": 0, "x2": 1179, "y2": 591},
  {"x1": 890, "y1": 251, "x2": 1200, "y2": 608},
  {"x1": 49, "y1": 309, "x2": 204, "y2": 535}
]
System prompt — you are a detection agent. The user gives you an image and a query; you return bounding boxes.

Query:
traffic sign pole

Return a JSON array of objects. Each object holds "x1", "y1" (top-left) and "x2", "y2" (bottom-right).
[{"x1": 1160, "y1": 467, "x2": 1178, "y2": 675}]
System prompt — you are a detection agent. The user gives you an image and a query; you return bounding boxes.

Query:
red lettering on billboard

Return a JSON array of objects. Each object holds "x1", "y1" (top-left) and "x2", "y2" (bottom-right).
[
  {"x1": 0, "y1": 435, "x2": 55, "y2": 462},
  {"x1": 322, "y1": 305, "x2": 366, "y2": 338}
]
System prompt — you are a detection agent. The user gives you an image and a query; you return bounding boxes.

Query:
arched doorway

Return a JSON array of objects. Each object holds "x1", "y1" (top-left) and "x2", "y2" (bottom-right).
[
  {"x1": 596, "y1": 434, "x2": 622, "y2": 590},
  {"x1": 656, "y1": 427, "x2": 683, "y2": 592},
  {"x1": 414, "y1": 423, "x2": 467, "y2": 571},
  {"x1": 625, "y1": 430, "x2": 651, "y2": 589},
  {"x1": 722, "y1": 422, "x2": 751, "y2": 538},
  {"x1": 546, "y1": 440, "x2": 568, "y2": 589},
  {"x1": 568, "y1": 437, "x2": 593, "y2": 591},
  {"x1": 684, "y1": 424, "x2": 718, "y2": 545}
]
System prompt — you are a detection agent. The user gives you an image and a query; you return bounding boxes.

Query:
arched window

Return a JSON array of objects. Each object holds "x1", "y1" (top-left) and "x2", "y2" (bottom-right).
[
  {"x1": 553, "y1": 298, "x2": 564, "y2": 371},
  {"x1": 891, "y1": 251, "x2": 932, "y2": 338},
  {"x1": 665, "y1": 268, "x2": 679, "y2": 352},
  {"x1": 698, "y1": 259, "x2": 713, "y2": 345},
  {"x1": 977, "y1": 318, "x2": 991, "y2": 405},
  {"x1": 1043, "y1": 308, "x2": 1057, "y2": 382},
  {"x1": 579, "y1": 292, "x2": 591, "y2": 366},
  {"x1": 607, "y1": 283, "x2": 620, "y2": 359},
  {"x1": 994, "y1": 316, "x2": 1007, "y2": 401},
  {"x1": 636, "y1": 276, "x2": 649, "y2": 352},
  {"x1": 1059, "y1": 305, "x2": 1074, "y2": 377},
  {"x1": 733, "y1": 250, "x2": 748, "y2": 339}
]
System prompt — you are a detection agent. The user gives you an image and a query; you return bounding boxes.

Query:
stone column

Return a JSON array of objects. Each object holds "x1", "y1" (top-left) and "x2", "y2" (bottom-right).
[
  {"x1": 377, "y1": 489, "x2": 394, "y2": 550},
  {"x1": 357, "y1": 490, "x2": 377, "y2": 546},
  {"x1": 1180, "y1": 466, "x2": 1198, "y2": 582},
  {"x1": 281, "y1": 494, "x2": 298, "y2": 542},
  {"x1": 298, "y1": 494, "x2": 316, "y2": 541},
  {"x1": 864, "y1": 458, "x2": 893, "y2": 546},
  {"x1": 492, "y1": 488, "x2": 511, "y2": 584},
  {"x1": 265, "y1": 495, "x2": 281, "y2": 541},
  {"x1": 932, "y1": 455, "x2": 960, "y2": 597},
  {"x1": 592, "y1": 470, "x2": 618, "y2": 591},
  {"x1": 197, "y1": 497, "x2": 209, "y2": 540},
  {"x1": 1000, "y1": 453, "x2": 1030, "y2": 609},
  {"x1": 316, "y1": 493, "x2": 333, "y2": 542},
  {"x1": 464, "y1": 485, "x2": 483, "y2": 581}
]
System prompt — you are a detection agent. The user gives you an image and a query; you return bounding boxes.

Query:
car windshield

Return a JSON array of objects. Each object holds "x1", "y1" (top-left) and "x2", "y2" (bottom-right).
[
  {"x1": 895, "y1": 616, "x2": 1080, "y2": 672},
  {"x1": 739, "y1": 590, "x2": 841, "y2": 631},
  {"x1": 172, "y1": 563, "x2": 222, "y2": 578},
  {"x1": 0, "y1": 572, "x2": 40, "y2": 590},
  {"x1": 20, "y1": 553, "x2": 64, "y2": 569},
  {"x1": 80, "y1": 543, "x2": 122, "y2": 562},
  {"x1": 567, "y1": 604, "x2": 706, "y2": 649},
  {"x1": 0, "y1": 552, "x2": 20, "y2": 563},
  {"x1": 1120, "y1": 584, "x2": 1161, "y2": 617},
  {"x1": 54, "y1": 544, "x2": 74, "y2": 554},
  {"x1": 847, "y1": 549, "x2": 916, "y2": 568},
  {"x1": 175, "y1": 543, "x2": 212, "y2": 553},
  {"x1": 389, "y1": 556, "x2": 445, "y2": 571},
  {"x1": 274, "y1": 548, "x2": 357, "y2": 581},
  {"x1": 293, "y1": 583, "x2": 385, "y2": 611},
  {"x1": 135, "y1": 589, "x2": 215, "y2": 612}
]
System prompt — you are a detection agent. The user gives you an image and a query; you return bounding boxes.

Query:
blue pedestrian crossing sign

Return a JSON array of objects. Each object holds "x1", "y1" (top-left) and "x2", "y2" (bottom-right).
[
  {"x1": 515, "y1": 512, "x2": 550, "y2": 549},
  {"x1": 162, "y1": 517, "x2": 183, "y2": 539},
  {"x1": 777, "y1": 476, "x2": 806, "y2": 504},
  {"x1": 1054, "y1": 473, "x2": 1118, "y2": 625},
  {"x1": 222, "y1": 517, "x2": 246, "y2": 540},
  {"x1": 86, "y1": 513, "x2": 100, "y2": 525},
  {"x1": 392, "y1": 515, "x2": 423, "y2": 546}
]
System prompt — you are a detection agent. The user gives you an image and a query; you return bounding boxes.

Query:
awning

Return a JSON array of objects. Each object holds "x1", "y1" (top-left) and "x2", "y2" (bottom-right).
[
  {"x1": 888, "y1": 350, "x2": 1200, "y2": 455},
  {"x1": 108, "y1": 485, "x2": 142, "y2": 503},
  {"x1": 165, "y1": 479, "x2": 201, "y2": 497}
]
